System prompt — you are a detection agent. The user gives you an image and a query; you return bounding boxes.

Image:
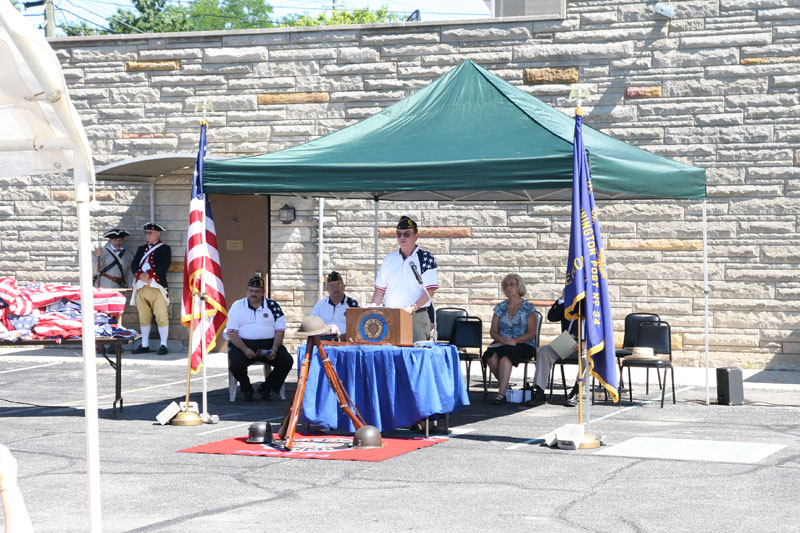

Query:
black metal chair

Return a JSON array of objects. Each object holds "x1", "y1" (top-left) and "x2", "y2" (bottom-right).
[
  {"x1": 520, "y1": 310, "x2": 542, "y2": 401},
  {"x1": 621, "y1": 320, "x2": 675, "y2": 408},
  {"x1": 436, "y1": 307, "x2": 467, "y2": 344},
  {"x1": 450, "y1": 316, "x2": 483, "y2": 395},
  {"x1": 615, "y1": 312, "x2": 660, "y2": 388}
]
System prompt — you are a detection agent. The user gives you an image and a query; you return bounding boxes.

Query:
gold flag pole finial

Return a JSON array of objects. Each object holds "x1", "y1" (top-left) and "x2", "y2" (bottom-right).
[
  {"x1": 194, "y1": 100, "x2": 213, "y2": 128},
  {"x1": 568, "y1": 86, "x2": 591, "y2": 116}
]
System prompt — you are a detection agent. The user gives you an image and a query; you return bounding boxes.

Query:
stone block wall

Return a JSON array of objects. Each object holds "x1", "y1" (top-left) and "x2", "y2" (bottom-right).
[{"x1": 6, "y1": 0, "x2": 798, "y2": 367}]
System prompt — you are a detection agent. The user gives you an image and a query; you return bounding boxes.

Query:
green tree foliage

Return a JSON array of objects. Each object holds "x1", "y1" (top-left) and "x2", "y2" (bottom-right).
[
  {"x1": 58, "y1": 1, "x2": 398, "y2": 35},
  {"x1": 279, "y1": 6, "x2": 398, "y2": 27},
  {"x1": 107, "y1": 0, "x2": 191, "y2": 34},
  {"x1": 185, "y1": 0, "x2": 274, "y2": 31}
]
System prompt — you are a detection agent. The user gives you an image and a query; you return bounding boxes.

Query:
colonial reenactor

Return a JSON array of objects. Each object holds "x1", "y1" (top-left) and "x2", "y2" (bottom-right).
[
  {"x1": 310, "y1": 271, "x2": 359, "y2": 340},
  {"x1": 225, "y1": 276, "x2": 293, "y2": 402},
  {"x1": 130, "y1": 222, "x2": 172, "y2": 355},
  {"x1": 370, "y1": 216, "x2": 438, "y2": 342},
  {"x1": 92, "y1": 229, "x2": 134, "y2": 289}
]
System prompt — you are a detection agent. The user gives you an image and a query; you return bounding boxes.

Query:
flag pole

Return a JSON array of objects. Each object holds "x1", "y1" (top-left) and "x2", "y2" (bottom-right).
[
  {"x1": 172, "y1": 290, "x2": 202, "y2": 425},
  {"x1": 577, "y1": 309, "x2": 584, "y2": 425},
  {"x1": 200, "y1": 188, "x2": 210, "y2": 420}
]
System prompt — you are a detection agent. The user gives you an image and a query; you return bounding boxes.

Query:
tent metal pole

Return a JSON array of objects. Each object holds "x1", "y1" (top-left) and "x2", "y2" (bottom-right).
[
  {"x1": 2, "y1": 13, "x2": 102, "y2": 528},
  {"x1": 703, "y1": 199, "x2": 710, "y2": 406},
  {"x1": 149, "y1": 183, "x2": 155, "y2": 223},
  {"x1": 373, "y1": 198, "x2": 379, "y2": 278},
  {"x1": 319, "y1": 198, "x2": 324, "y2": 299},
  {"x1": 75, "y1": 157, "x2": 103, "y2": 532}
]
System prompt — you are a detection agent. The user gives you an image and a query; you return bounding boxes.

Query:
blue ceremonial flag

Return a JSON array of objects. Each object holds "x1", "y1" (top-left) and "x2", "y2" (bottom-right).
[{"x1": 564, "y1": 112, "x2": 618, "y2": 402}]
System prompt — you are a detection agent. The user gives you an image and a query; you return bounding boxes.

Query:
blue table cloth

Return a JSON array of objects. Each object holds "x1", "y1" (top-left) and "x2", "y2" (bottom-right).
[{"x1": 296, "y1": 343, "x2": 470, "y2": 432}]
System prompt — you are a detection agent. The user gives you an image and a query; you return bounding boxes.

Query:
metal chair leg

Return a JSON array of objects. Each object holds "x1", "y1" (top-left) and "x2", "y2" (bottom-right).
[
  {"x1": 671, "y1": 366, "x2": 676, "y2": 404},
  {"x1": 645, "y1": 368, "x2": 650, "y2": 395},
  {"x1": 627, "y1": 366, "x2": 633, "y2": 403},
  {"x1": 548, "y1": 364, "x2": 556, "y2": 402},
  {"x1": 560, "y1": 365, "x2": 568, "y2": 398}
]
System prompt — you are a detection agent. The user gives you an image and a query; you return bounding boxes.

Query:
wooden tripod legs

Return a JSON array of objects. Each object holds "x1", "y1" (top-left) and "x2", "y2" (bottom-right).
[{"x1": 278, "y1": 336, "x2": 365, "y2": 450}]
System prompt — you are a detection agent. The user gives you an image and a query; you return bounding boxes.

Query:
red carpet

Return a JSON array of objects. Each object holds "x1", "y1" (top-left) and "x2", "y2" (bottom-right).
[{"x1": 179, "y1": 432, "x2": 447, "y2": 462}]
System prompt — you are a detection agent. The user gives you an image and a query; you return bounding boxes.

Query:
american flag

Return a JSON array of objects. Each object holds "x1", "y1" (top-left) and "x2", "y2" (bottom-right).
[{"x1": 180, "y1": 123, "x2": 227, "y2": 372}]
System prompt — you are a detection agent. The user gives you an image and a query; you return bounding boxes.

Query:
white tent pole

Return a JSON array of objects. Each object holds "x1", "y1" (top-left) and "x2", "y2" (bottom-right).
[
  {"x1": 149, "y1": 183, "x2": 155, "y2": 222},
  {"x1": 703, "y1": 199, "x2": 710, "y2": 406},
  {"x1": 373, "y1": 198, "x2": 379, "y2": 278},
  {"x1": 74, "y1": 156, "x2": 103, "y2": 532},
  {"x1": 318, "y1": 198, "x2": 324, "y2": 299},
  {"x1": 2, "y1": 8, "x2": 102, "y2": 529}
]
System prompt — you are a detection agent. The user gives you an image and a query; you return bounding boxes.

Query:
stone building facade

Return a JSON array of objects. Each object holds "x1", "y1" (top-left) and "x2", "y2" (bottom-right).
[{"x1": 4, "y1": 0, "x2": 800, "y2": 368}]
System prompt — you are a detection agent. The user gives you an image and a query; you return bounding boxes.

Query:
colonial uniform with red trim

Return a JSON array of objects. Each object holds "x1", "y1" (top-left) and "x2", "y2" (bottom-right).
[{"x1": 131, "y1": 222, "x2": 172, "y2": 354}]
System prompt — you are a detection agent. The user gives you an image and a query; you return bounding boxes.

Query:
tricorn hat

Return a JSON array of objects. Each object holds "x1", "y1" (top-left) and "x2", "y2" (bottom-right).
[
  {"x1": 296, "y1": 315, "x2": 329, "y2": 337},
  {"x1": 142, "y1": 222, "x2": 166, "y2": 232},
  {"x1": 103, "y1": 229, "x2": 130, "y2": 239}
]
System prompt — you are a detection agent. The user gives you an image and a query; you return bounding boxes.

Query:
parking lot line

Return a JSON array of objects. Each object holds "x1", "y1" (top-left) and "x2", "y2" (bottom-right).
[{"x1": 0, "y1": 361, "x2": 62, "y2": 374}]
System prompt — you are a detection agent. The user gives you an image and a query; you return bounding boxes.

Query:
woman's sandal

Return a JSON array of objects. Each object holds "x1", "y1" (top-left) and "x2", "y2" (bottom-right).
[{"x1": 490, "y1": 393, "x2": 507, "y2": 405}]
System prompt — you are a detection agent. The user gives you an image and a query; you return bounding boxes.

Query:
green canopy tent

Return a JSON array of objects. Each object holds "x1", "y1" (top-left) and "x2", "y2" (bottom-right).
[
  {"x1": 204, "y1": 60, "x2": 705, "y2": 201},
  {"x1": 203, "y1": 60, "x2": 712, "y2": 404}
]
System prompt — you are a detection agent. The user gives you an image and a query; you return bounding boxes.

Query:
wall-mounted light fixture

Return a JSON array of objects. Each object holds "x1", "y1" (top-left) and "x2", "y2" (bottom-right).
[
  {"x1": 654, "y1": 1, "x2": 674, "y2": 19},
  {"x1": 279, "y1": 204, "x2": 296, "y2": 224}
]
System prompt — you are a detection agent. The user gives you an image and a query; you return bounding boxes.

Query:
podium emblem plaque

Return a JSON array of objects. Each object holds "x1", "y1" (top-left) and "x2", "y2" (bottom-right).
[
  {"x1": 360, "y1": 314, "x2": 388, "y2": 342},
  {"x1": 346, "y1": 307, "x2": 413, "y2": 345}
]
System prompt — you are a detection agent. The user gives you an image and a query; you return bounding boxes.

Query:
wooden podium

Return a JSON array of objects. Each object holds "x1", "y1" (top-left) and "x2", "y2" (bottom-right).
[{"x1": 345, "y1": 307, "x2": 413, "y2": 345}]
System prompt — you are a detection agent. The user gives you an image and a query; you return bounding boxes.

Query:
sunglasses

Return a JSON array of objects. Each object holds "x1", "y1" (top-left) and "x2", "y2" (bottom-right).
[{"x1": 396, "y1": 230, "x2": 413, "y2": 238}]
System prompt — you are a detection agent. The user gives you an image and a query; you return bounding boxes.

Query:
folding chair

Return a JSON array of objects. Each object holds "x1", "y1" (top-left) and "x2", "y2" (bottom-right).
[
  {"x1": 621, "y1": 320, "x2": 675, "y2": 408},
  {"x1": 450, "y1": 316, "x2": 484, "y2": 396}
]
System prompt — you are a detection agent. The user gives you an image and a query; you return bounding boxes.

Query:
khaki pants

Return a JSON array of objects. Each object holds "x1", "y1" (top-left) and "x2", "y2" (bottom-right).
[
  {"x1": 136, "y1": 286, "x2": 169, "y2": 327},
  {"x1": 412, "y1": 309, "x2": 431, "y2": 342}
]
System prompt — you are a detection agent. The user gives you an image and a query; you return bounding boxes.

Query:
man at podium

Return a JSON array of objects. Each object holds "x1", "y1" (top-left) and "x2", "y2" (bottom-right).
[{"x1": 370, "y1": 216, "x2": 438, "y2": 342}]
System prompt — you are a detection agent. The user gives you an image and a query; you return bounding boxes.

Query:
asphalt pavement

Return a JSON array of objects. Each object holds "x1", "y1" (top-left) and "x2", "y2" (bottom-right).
[{"x1": 1, "y1": 346, "x2": 799, "y2": 532}]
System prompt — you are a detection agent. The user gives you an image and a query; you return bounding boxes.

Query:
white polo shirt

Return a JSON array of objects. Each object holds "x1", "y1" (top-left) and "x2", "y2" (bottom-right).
[
  {"x1": 310, "y1": 295, "x2": 359, "y2": 335},
  {"x1": 225, "y1": 297, "x2": 286, "y2": 340},
  {"x1": 374, "y1": 246, "x2": 438, "y2": 308}
]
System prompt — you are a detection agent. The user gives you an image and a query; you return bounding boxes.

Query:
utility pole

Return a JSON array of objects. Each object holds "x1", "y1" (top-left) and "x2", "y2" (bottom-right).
[{"x1": 45, "y1": 0, "x2": 55, "y2": 37}]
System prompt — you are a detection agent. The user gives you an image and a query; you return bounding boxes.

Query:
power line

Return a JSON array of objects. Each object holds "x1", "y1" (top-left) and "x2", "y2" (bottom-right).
[
  {"x1": 64, "y1": 0, "x2": 145, "y2": 32},
  {"x1": 55, "y1": 7, "x2": 114, "y2": 33}
]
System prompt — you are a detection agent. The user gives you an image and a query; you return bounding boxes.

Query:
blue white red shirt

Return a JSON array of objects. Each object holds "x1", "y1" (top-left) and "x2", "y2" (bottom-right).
[
  {"x1": 311, "y1": 295, "x2": 358, "y2": 335},
  {"x1": 374, "y1": 246, "x2": 438, "y2": 308},
  {"x1": 225, "y1": 297, "x2": 286, "y2": 340}
]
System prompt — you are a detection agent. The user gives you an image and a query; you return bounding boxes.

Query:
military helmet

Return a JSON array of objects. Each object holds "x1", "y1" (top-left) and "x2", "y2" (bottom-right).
[
  {"x1": 246, "y1": 422, "x2": 273, "y2": 444},
  {"x1": 351, "y1": 425, "x2": 383, "y2": 449}
]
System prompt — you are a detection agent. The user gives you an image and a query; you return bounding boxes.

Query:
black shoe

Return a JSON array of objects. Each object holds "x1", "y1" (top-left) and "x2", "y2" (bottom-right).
[
  {"x1": 564, "y1": 396, "x2": 578, "y2": 407},
  {"x1": 526, "y1": 389, "x2": 547, "y2": 408},
  {"x1": 242, "y1": 390, "x2": 254, "y2": 402},
  {"x1": 567, "y1": 385, "x2": 579, "y2": 400},
  {"x1": 131, "y1": 346, "x2": 150, "y2": 354},
  {"x1": 156, "y1": 345, "x2": 168, "y2": 355}
]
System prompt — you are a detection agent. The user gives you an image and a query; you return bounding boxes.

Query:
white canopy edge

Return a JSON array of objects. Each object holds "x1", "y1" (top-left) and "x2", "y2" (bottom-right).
[{"x1": 0, "y1": 3, "x2": 102, "y2": 531}]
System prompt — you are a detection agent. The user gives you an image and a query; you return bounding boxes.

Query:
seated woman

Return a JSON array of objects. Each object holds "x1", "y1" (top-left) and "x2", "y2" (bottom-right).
[{"x1": 483, "y1": 273, "x2": 538, "y2": 405}]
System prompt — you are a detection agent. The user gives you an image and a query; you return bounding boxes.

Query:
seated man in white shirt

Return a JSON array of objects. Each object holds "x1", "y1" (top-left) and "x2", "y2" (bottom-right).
[
  {"x1": 225, "y1": 276, "x2": 293, "y2": 402},
  {"x1": 310, "y1": 271, "x2": 359, "y2": 341}
]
